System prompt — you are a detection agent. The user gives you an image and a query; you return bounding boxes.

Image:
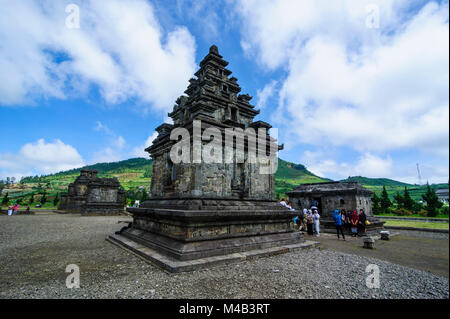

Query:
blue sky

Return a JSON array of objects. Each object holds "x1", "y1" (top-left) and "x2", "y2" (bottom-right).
[{"x1": 0, "y1": 0, "x2": 448, "y2": 184}]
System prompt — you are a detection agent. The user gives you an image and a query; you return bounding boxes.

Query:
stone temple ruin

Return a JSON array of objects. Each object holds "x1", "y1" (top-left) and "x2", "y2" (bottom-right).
[
  {"x1": 59, "y1": 169, "x2": 126, "y2": 215},
  {"x1": 287, "y1": 181, "x2": 385, "y2": 233},
  {"x1": 108, "y1": 45, "x2": 309, "y2": 272}
]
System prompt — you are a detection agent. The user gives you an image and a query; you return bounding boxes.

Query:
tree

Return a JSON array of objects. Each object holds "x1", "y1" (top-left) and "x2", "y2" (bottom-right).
[
  {"x1": 412, "y1": 201, "x2": 423, "y2": 213},
  {"x1": 40, "y1": 193, "x2": 47, "y2": 205},
  {"x1": 393, "y1": 191, "x2": 404, "y2": 207},
  {"x1": 53, "y1": 193, "x2": 60, "y2": 206},
  {"x1": 441, "y1": 206, "x2": 449, "y2": 215},
  {"x1": 422, "y1": 184, "x2": 443, "y2": 217},
  {"x1": 30, "y1": 194, "x2": 35, "y2": 205},
  {"x1": 380, "y1": 186, "x2": 392, "y2": 213},
  {"x1": 140, "y1": 189, "x2": 149, "y2": 202},
  {"x1": 143, "y1": 169, "x2": 152, "y2": 178},
  {"x1": 402, "y1": 187, "x2": 415, "y2": 211},
  {"x1": 1, "y1": 192, "x2": 9, "y2": 206},
  {"x1": 371, "y1": 193, "x2": 381, "y2": 215},
  {"x1": 0, "y1": 180, "x2": 4, "y2": 194}
]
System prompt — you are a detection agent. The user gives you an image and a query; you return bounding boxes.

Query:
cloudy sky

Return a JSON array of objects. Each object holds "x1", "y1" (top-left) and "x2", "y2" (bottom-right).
[{"x1": 0, "y1": 0, "x2": 448, "y2": 184}]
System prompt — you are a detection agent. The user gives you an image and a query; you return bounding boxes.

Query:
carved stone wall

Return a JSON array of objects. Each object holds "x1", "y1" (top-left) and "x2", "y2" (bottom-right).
[{"x1": 59, "y1": 169, "x2": 125, "y2": 215}]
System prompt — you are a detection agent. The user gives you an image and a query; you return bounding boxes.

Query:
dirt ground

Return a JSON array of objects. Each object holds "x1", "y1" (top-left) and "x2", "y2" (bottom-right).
[
  {"x1": 306, "y1": 230, "x2": 449, "y2": 278},
  {"x1": 0, "y1": 214, "x2": 448, "y2": 298}
]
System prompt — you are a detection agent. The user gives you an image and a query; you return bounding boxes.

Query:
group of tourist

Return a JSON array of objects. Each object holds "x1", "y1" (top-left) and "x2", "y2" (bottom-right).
[
  {"x1": 333, "y1": 209, "x2": 369, "y2": 240},
  {"x1": 303, "y1": 208, "x2": 320, "y2": 236},
  {"x1": 7, "y1": 204, "x2": 20, "y2": 216},
  {"x1": 280, "y1": 197, "x2": 320, "y2": 236},
  {"x1": 280, "y1": 198, "x2": 370, "y2": 240}
]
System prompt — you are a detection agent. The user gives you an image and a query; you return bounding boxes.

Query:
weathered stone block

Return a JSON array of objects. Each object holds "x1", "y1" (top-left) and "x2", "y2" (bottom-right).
[
  {"x1": 380, "y1": 230, "x2": 390, "y2": 240},
  {"x1": 363, "y1": 237, "x2": 375, "y2": 249}
]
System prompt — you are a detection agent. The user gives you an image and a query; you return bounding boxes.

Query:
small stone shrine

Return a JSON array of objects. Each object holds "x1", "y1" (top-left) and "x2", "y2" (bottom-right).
[
  {"x1": 59, "y1": 169, "x2": 125, "y2": 215},
  {"x1": 108, "y1": 45, "x2": 306, "y2": 272},
  {"x1": 287, "y1": 181, "x2": 385, "y2": 233}
]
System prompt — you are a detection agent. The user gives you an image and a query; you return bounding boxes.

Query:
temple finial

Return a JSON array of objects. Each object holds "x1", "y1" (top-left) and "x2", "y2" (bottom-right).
[{"x1": 209, "y1": 44, "x2": 219, "y2": 54}]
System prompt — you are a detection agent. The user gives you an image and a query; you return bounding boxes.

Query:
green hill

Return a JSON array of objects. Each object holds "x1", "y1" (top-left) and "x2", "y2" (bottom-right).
[
  {"x1": 340, "y1": 176, "x2": 448, "y2": 202},
  {"x1": 340, "y1": 176, "x2": 411, "y2": 187},
  {"x1": 13, "y1": 157, "x2": 327, "y2": 202},
  {"x1": 274, "y1": 159, "x2": 330, "y2": 198},
  {"x1": 4, "y1": 157, "x2": 447, "y2": 206}
]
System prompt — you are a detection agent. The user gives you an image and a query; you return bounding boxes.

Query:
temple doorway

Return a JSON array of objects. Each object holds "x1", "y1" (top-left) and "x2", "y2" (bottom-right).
[{"x1": 313, "y1": 197, "x2": 323, "y2": 214}]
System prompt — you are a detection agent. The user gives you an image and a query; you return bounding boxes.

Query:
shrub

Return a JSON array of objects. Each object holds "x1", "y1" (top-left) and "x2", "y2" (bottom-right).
[
  {"x1": 417, "y1": 210, "x2": 428, "y2": 217},
  {"x1": 440, "y1": 206, "x2": 449, "y2": 215},
  {"x1": 392, "y1": 208, "x2": 413, "y2": 216}
]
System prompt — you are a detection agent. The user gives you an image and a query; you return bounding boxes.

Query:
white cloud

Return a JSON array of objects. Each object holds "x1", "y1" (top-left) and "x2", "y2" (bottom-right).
[
  {"x1": 0, "y1": 139, "x2": 85, "y2": 179},
  {"x1": 94, "y1": 121, "x2": 113, "y2": 135},
  {"x1": 256, "y1": 80, "x2": 277, "y2": 109},
  {"x1": 302, "y1": 150, "x2": 392, "y2": 179},
  {"x1": 91, "y1": 142, "x2": 125, "y2": 164},
  {"x1": 0, "y1": 0, "x2": 197, "y2": 112},
  {"x1": 91, "y1": 122, "x2": 127, "y2": 163},
  {"x1": 91, "y1": 121, "x2": 157, "y2": 162},
  {"x1": 235, "y1": 0, "x2": 449, "y2": 182},
  {"x1": 176, "y1": 0, "x2": 221, "y2": 40},
  {"x1": 353, "y1": 153, "x2": 393, "y2": 177},
  {"x1": 133, "y1": 132, "x2": 159, "y2": 158},
  {"x1": 301, "y1": 149, "x2": 449, "y2": 184}
]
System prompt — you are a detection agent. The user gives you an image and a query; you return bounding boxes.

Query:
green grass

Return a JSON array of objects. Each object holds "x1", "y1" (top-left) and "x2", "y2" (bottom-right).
[
  {"x1": 384, "y1": 220, "x2": 449, "y2": 230},
  {"x1": 377, "y1": 213, "x2": 449, "y2": 219}
]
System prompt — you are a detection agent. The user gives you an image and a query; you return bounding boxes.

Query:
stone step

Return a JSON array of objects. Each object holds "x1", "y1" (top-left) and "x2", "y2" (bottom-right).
[{"x1": 107, "y1": 234, "x2": 320, "y2": 273}]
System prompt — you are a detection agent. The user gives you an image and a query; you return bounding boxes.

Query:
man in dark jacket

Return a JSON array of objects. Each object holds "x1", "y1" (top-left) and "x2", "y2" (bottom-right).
[
  {"x1": 358, "y1": 209, "x2": 367, "y2": 236},
  {"x1": 333, "y1": 209, "x2": 346, "y2": 240}
]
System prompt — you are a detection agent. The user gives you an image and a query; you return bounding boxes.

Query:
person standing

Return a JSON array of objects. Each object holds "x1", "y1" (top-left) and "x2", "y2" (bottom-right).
[
  {"x1": 345, "y1": 209, "x2": 352, "y2": 231},
  {"x1": 306, "y1": 210, "x2": 314, "y2": 235},
  {"x1": 333, "y1": 209, "x2": 345, "y2": 240},
  {"x1": 7, "y1": 205, "x2": 13, "y2": 216},
  {"x1": 340, "y1": 209, "x2": 346, "y2": 228},
  {"x1": 313, "y1": 210, "x2": 320, "y2": 236},
  {"x1": 351, "y1": 210, "x2": 359, "y2": 237},
  {"x1": 358, "y1": 209, "x2": 367, "y2": 236},
  {"x1": 301, "y1": 209, "x2": 308, "y2": 232},
  {"x1": 13, "y1": 203, "x2": 19, "y2": 215}
]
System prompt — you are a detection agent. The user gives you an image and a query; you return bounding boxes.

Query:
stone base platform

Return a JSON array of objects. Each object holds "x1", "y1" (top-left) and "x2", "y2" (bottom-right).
[
  {"x1": 107, "y1": 233, "x2": 319, "y2": 273},
  {"x1": 54, "y1": 209, "x2": 126, "y2": 216},
  {"x1": 109, "y1": 198, "x2": 306, "y2": 271}
]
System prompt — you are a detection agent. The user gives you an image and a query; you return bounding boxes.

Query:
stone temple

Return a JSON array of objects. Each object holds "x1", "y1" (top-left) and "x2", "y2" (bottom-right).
[
  {"x1": 59, "y1": 169, "x2": 126, "y2": 215},
  {"x1": 108, "y1": 45, "x2": 310, "y2": 272},
  {"x1": 287, "y1": 181, "x2": 385, "y2": 233}
]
